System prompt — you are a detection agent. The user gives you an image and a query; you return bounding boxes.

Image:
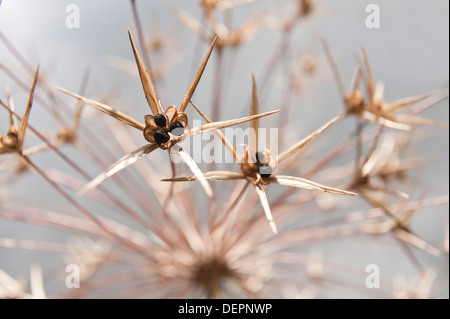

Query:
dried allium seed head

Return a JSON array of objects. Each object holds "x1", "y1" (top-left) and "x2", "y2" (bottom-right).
[
  {"x1": 345, "y1": 90, "x2": 365, "y2": 115},
  {"x1": 1, "y1": 132, "x2": 19, "y2": 150},
  {"x1": 299, "y1": 0, "x2": 314, "y2": 17},
  {"x1": 56, "y1": 127, "x2": 76, "y2": 144},
  {"x1": 143, "y1": 108, "x2": 188, "y2": 145},
  {"x1": 240, "y1": 148, "x2": 276, "y2": 181},
  {"x1": 149, "y1": 35, "x2": 165, "y2": 51},
  {"x1": 299, "y1": 55, "x2": 317, "y2": 75}
]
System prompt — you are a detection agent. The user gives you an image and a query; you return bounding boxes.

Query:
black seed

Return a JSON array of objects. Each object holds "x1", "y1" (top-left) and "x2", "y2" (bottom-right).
[
  {"x1": 154, "y1": 114, "x2": 167, "y2": 128},
  {"x1": 154, "y1": 130, "x2": 170, "y2": 145},
  {"x1": 255, "y1": 151, "x2": 268, "y2": 164},
  {"x1": 170, "y1": 121, "x2": 185, "y2": 136},
  {"x1": 259, "y1": 165, "x2": 272, "y2": 178}
]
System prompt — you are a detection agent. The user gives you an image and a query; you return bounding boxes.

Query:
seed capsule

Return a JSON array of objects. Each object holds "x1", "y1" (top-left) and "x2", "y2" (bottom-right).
[
  {"x1": 259, "y1": 165, "x2": 272, "y2": 178},
  {"x1": 170, "y1": 121, "x2": 185, "y2": 136},
  {"x1": 154, "y1": 114, "x2": 167, "y2": 128},
  {"x1": 154, "y1": 129, "x2": 170, "y2": 145},
  {"x1": 6, "y1": 132, "x2": 18, "y2": 139},
  {"x1": 255, "y1": 151, "x2": 269, "y2": 164}
]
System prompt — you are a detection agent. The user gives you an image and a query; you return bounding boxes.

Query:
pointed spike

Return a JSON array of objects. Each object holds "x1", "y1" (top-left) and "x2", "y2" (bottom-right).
[
  {"x1": 350, "y1": 66, "x2": 362, "y2": 93},
  {"x1": 179, "y1": 36, "x2": 217, "y2": 113},
  {"x1": 394, "y1": 228, "x2": 441, "y2": 257},
  {"x1": 270, "y1": 175, "x2": 358, "y2": 196},
  {"x1": 250, "y1": 75, "x2": 260, "y2": 151},
  {"x1": 173, "y1": 144, "x2": 215, "y2": 199},
  {"x1": 368, "y1": 186, "x2": 410, "y2": 200},
  {"x1": 395, "y1": 115, "x2": 449, "y2": 128},
  {"x1": 79, "y1": 144, "x2": 157, "y2": 196},
  {"x1": 388, "y1": 92, "x2": 436, "y2": 114},
  {"x1": 22, "y1": 143, "x2": 52, "y2": 157},
  {"x1": 128, "y1": 30, "x2": 163, "y2": 115},
  {"x1": 189, "y1": 100, "x2": 241, "y2": 162},
  {"x1": 186, "y1": 109, "x2": 279, "y2": 137},
  {"x1": 253, "y1": 183, "x2": 278, "y2": 234},
  {"x1": 73, "y1": 68, "x2": 91, "y2": 132},
  {"x1": 18, "y1": 66, "x2": 39, "y2": 149},
  {"x1": 56, "y1": 86, "x2": 145, "y2": 131},
  {"x1": 361, "y1": 111, "x2": 412, "y2": 131},
  {"x1": 5, "y1": 86, "x2": 16, "y2": 128},
  {"x1": 167, "y1": 3, "x2": 210, "y2": 42},
  {"x1": 161, "y1": 170, "x2": 246, "y2": 182},
  {"x1": 277, "y1": 115, "x2": 341, "y2": 164},
  {"x1": 360, "y1": 46, "x2": 375, "y2": 105},
  {"x1": 161, "y1": 176, "x2": 195, "y2": 182},
  {"x1": 373, "y1": 81, "x2": 385, "y2": 103},
  {"x1": 321, "y1": 38, "x2": 346, "y2": 101},
  {"x1": 361, "y1": 126, "x2": 385, "y2": 177},
  {"x1": 236, "y1": 8, "x2": 266, "y2": 43},
  {"x1": 130, "y1": 0, "x2": 155, "y2": 80}
]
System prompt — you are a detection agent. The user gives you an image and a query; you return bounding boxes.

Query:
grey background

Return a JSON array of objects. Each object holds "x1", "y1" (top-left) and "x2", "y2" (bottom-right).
[{"x1": 0, "y1": 0, "x2": 448, "y2": 297}]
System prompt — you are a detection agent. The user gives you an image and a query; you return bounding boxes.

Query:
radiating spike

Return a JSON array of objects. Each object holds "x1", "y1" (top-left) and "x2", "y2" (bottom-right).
[
  {"x1": 250, "y1": 75, "x2": 259, "y2": 151},
  {"x1": 276, "y1": 115, "x2": 340, "y2": 164},
  {"x1": 253, "y1": 183, "x2": 278, "y2": 234},
  {"x1": 189, "y1": 100, "x2": 241, "y2": 162},
  {"x1": 350, "y1": 66, "x2": 362, "y2": 93},
  {"x1": 167, "y1": 4, "x2": 210, "y2": 42},
  {"x1": 179, "y1": 36, "x2": 217, "y2": 113},
  {"x1": 186, "y1": 110, "x2": 279, "y2": 137},
  {"x1": 388, "y1": 91, "x2": 437, "y2": 114},
  {"x1": 361, "y1": 111, "x2": 412, "y2": 131},
  {"x1": 321, "y1": 38, "x2": 346, "y2": 100},
  {"x1": 172, "y1": 144, "x2": 215, "y2": 199},
  {"x1": 5, "y1": 86, "x2": 16, "y2": 128},
  {"x1": 72, "y1": 68, "x2": 91, "y2": 133},
  {"x1": 79, "y1": 144, "x2": 158, "y2": 196},
  {"x1": 394, "y1": 228, "x2": 441, "y2": 257},
  {"x1": 128, "y1": 30, "x2": 163, "y2": 115},
  {"x1": 395, "y1": 115, "x2": 449, "y2": 128},
  {"x1": 360, "y1": 46, "x2": 375, "y2": 106},
  {"x1": 269, "y1": 175, "x2": 358, "y2": 196},
  {"x1": 18, "y1": 66, "x2": 39, "y2": 150},
  {"x1": 162, "y1": 170, "x2": 246, "y2": 182},
  {"x1": 56, "y1": 86, "x2": 145, "y2": 131}
]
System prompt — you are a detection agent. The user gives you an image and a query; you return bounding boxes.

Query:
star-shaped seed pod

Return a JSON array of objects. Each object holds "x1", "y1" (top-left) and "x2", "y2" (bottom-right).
[
  {"x1": 364, "y1": 195, "x2": 441, "y2": 258},
  {"x1": 163, "y1": 76, "x2": 357, "y2": 234},
  {"x1": 322, "y1": 39, "x2": 448, "y2": 131},
  {"x1": 19, "y1": 69, "x2": 90, "y2": 157},
  {"x1": 348, "y1": 130, "x2": 428, "y2": 205},
  {"x1": 169, "y1": 2, "x2": 265, "y2": 51},
  {"x1": 357, "y1": 47, "x2": 448, "y2": 129},
  {"x1": 57, "y1": 31, "x2": 278, "y2": 198},
  {"x1": 266, "y1": 0, "x2": 316, "y2": 32},
  {"x1": 322, "y1": 39, "x2": 366, "y2": 117},
  {"x1": 0, "y1": 67, "x2": 39, "y2": 156},
  {"x1": 142, "y1": 105, "x2": 188, "y2": 148}
]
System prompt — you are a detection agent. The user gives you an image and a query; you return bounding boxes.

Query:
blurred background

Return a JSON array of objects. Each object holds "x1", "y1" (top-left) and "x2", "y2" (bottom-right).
[{"x1": 0, "y1": 0, "x2": 448, "y2": 298}]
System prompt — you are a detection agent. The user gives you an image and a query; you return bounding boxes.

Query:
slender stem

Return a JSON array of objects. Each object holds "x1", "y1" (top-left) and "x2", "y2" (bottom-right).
[
  {"x1": 20, "y1": 155, "x2": 148, "y2": 255},
  {"x1": 0, "y1": 101, "x2": 149, "y2": 228}
]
